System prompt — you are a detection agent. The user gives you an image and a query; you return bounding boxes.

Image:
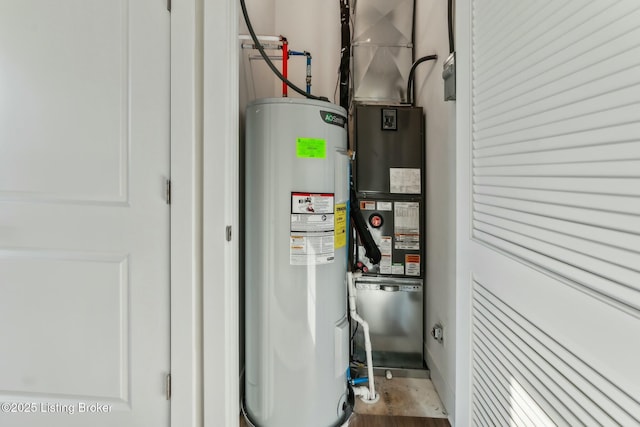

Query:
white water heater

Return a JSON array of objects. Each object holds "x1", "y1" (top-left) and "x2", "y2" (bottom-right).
[{"x1": 244, "y1": 98, "x2": 351, "y2": 427}]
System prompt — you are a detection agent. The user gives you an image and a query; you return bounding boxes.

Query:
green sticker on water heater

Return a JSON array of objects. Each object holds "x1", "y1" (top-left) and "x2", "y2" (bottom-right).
[{"x1": 296, "y1": 138, "x2": 326, "y2": 159}]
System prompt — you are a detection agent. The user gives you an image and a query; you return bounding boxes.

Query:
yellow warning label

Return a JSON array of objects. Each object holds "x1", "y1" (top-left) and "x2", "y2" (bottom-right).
[{"x1": 335, "y1": 203, "x2": 347, "y2": 249}]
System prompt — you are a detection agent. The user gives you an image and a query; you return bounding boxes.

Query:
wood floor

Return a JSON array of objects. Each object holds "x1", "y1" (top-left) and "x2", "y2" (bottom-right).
[
  {"x1": 240, "y1": 377, "x2": 451, "y2": 426},
  {"x1": 240, "y1": 413, "x2": 451, "y2": 427},
  {"x1": 348, "y1": 413, "x2": 451, "y2": 427},
  {"x1": 240, "y1": 414, "x2": 451, "y2": 427},
  {"x1": 354, "y1": 376, "x2": 448, "y2": 418}
]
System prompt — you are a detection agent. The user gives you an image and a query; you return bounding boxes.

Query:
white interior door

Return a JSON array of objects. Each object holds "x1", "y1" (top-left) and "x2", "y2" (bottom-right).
[
  {"x1": 457, "y1": 1, "x2": 640, "y2": 426},
  {"x1": 0, "y1": 1, "x2": 170, "y2": 426}
]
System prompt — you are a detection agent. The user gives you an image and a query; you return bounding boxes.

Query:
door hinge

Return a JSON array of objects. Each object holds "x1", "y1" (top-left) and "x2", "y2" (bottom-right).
[
  {"x1": 226, "y1": 225, "x2": 232, "y2": 242},
  {"x1": 167, "y1": 0, "x2": 171, "y2": 12},
  {"x1": 165, "y1": 179, "x2": 171, "y2": 204},
  {"x1": 166, "y1": 373, "x2": 171, "y2": 400}
]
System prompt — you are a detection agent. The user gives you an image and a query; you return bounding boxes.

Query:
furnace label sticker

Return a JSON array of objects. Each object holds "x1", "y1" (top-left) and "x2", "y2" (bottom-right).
[
  {"x1": 334, "y1": 203, "x2": 347, "y2": 249},
  {"x1": 394, "y1": 201, "x2": 420, "y2": 250},
  {"x1": 377, "y1": 201, "x2": 393, "y2": 211},
  {"x1": 296, "y1": 138, "x2": 326, "y2": 159},
  {"x1": 390, "y1": 168, "x2": 421, "y2": 194},
  {"x1": 405, "y1": 254, "x2": 421, "y2": 276},
  {"x1": 359, "y1": 201, "x2": 376, "y2": 211},
  {"x1": 290, "y1": 193, "x2": 335, "y2": 265},
  {"x1": 379, "y1": 236, "x2": 392, "y2": 274},
  {"x1": 392, "y1": 263, "x2": 405, "y2": 275}
]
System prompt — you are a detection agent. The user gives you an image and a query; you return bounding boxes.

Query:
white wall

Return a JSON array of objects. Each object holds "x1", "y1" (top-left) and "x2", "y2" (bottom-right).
[
  {"x1": 239, "y1": 0, "x2": 276, "y2": 108},
  {"x1": 239, "y1": 0, "x2": 342, "y2": 105},
  {"x1": 273, "y1": 0, "x2": 342, "y2": 102},
  {"x1": 414, "y1": 0, "x2": 457, "y2": 418}
]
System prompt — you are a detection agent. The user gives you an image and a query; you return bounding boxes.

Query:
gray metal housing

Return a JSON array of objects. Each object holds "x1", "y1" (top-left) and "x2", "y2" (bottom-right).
[
  {"x1": 352, "y1": 0, "x2": 415, "y2": 102},
  {"x1": 354, "y1": 104, "x2": 424, "y2": 195},
  {"x1": 352, "y1": 103, "x2": 427, "y2": 372},
  {"x1": 353, "y1": 276, "x2": 424, "y2": 369}
]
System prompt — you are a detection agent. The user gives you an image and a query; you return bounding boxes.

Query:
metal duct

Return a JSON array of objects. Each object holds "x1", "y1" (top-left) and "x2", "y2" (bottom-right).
[{"x1": 352, "y1": 0, "x2": 414, "y2": 103}]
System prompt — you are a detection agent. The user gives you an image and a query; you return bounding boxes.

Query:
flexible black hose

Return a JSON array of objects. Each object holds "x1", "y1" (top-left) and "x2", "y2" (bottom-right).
[
  {"x1": 448, "y1": 0, "x2": 454, "y2": 53},
  {"x1": 339, "y1": 0, "x2": 351, "y2": 111},
  {"x1": 406, "y1": 55, "x2": 438, "y2": 106},
  {"x1": 350, "y1": 188, "x2": 382, "y2": 265},
  {"x1": 240, "y1": 0, "x2": 329, "y2": 102}
]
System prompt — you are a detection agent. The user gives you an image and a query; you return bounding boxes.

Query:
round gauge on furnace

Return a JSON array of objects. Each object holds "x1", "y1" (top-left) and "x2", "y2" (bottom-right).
[{"x1": 369, "y1": 213, "x2": 383, "y2": 228}]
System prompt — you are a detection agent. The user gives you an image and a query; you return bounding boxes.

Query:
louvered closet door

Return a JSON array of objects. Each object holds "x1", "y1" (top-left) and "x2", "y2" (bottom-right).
[{"x1": 456, "y1": 1, "x2": 640, "y2": 426}]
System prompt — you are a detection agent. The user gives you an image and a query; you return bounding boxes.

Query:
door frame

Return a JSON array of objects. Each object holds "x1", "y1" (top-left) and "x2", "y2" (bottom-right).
[
  {"x1": 454, "y1": 0, "x2": 473, "y2": 426},
  {"x1": 171, "y1": 1, "x2": 240, "y2": 426}
]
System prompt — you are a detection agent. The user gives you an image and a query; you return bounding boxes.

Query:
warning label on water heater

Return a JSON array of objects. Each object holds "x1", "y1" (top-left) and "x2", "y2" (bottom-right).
[
  {"x1": 290, "y1": 193, "x2": 335, "y2": 265},
  {"x1": 334, "y1": 203, "x2": 347, "y2": 249}
]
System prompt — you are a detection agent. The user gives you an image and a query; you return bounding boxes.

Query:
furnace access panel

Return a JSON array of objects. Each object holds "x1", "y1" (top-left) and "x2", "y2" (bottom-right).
[
  {"x1": 356, "y1": 198, "x2": 423, "y2": 277},
  {"x1": 354, "y1": 104, "x2": 425, "y2": 278},
  {"x1": 354, "y1": 104, "x2": 424, "y2": 195}
]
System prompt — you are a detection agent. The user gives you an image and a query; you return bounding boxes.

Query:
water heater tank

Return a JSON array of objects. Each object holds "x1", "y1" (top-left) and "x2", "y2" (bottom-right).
[{"x1": 244, "y1": 98, "x2": 351, "y2": 427}]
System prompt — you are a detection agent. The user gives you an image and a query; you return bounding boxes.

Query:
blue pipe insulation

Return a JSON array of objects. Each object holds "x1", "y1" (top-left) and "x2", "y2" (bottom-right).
[
  {"x1": 288, "y1": 50, "x2": 312, "y2": 94},
  {"x1": 346, "y1": 367, "x2": 369, "y2": 386}
]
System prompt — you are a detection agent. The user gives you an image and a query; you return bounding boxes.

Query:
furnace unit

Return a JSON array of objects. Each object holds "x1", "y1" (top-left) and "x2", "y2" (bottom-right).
[{"x1": 352, "y1": 103, "x2": 426, "y2": 372}]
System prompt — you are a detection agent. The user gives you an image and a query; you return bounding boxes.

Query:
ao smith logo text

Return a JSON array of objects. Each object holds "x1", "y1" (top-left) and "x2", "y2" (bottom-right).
[{"x1": 320, "y1": 111, "x2": 347, "y2": 128}]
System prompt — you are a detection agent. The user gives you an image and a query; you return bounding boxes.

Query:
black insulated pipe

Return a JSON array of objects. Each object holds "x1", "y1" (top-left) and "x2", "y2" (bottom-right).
[
  {"x1": 339, "y1": 0, "x2": 351, "y2": 111},
  {"x1": 406, "y1": 55, "x2": 438, "y2": 106},
  {"x1": 239, "y1": 0, "x2": 329, "y2": 102},
  {"x1": 350, "y1": 188, "x2": 382, "y2": 265},
  {"x1": 448, "y1": 0, "x2": 455, "y2": 53}
]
